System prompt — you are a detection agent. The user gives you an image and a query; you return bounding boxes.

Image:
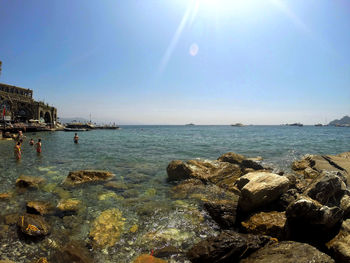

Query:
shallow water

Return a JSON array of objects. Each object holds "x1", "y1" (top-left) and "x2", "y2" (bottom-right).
[{"x1": 0, "y1": 125, "x2": 349, "y2": 262}]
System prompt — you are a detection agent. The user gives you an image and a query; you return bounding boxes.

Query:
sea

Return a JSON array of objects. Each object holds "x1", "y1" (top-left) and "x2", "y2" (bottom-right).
[{"x1": 0, "y1": 125, "x2": 349, "y2": 262}]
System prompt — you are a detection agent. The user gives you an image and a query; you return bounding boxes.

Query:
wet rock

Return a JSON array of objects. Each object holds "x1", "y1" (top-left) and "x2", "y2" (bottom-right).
[
  {"x1": 0, "y1": 260, "x2": 16, "y2": 263},
  {"x1": 167, "y1": 159, "x2": 242, "y2": 189},
  {"x1": 4, "y1": 213, "x2": 19, "y2": 225},
  {"x1": 218, "y1": 152, "x2": 265, "y2": 172},
  {"x1": 26, "y1": 201, "x2": 54, "y2": 215},
  {"x1": 132, "y1": 254, "x2": 166, "y2": 263},
  {"x1": 326, "y1": 219, "x2": 350, "y2": 262},
  {"x1": 31, "y1": 258, "x2": 49, "y2": 263},
  {"x1": 64, "y1": 170, "x2": 114, "y2": 186},
  {"x1": 240, "y1": 241, "x2": 334, "y2": 263},
  {"x1": 89, "y1": 208, "x2": 125, "y2": 248},
  {"x1": 50, "y1": 241, "x2": 93, "y2": 263},
  {"x1": 0, "y1": 192, "x2": 12, "y2": 200},
  {"x1": 153, "y1": 245, "x2": 182, "y2": 258},
  {"x1": 143, "y1": 228, "x2": 192, "y2": 246},
  {"x1": 235, "y1": 172, "x2": 289, "y2": 211},
  {"x1": 57, "y1": 199, "x2": 81, "y2": 212},
  {"x1": 0, "y1": 224, "x2": 9, "y2": 239},
  {"x1": 17, "y1": 213, "x2": 50, "y2": 237},
  {"x1": 170, "y1": 179, "x2": 206, "y2": 199},
  {"x1": 203, "y1": 198, "x2": 239, "y2": 229},
  {"x1": 15, "y1": 175, "x2": 45, "y2": 188},
  {"x1": 241, "y1": 211, "x2": 287, "y2": 239},
  {"x1": 304, "y1": 171, "x2": 346, "y2": 206},
  {"x1": 104, "y1": 181, "x2": 128, "y2": 190},
  {"x1": 98, "y1": 191, "x2": 123, "y2": 201},
  {"x1": 187, "y1": 230, "x2": 270, "y2": 263}
]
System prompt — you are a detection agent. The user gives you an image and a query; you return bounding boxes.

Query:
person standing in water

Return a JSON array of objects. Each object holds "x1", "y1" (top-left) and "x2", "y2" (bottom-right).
[
  {"x1": 29, "y1": 138, "x2": 34, "y2": 146},
  {"x1": 74, "y1": 133, "x2": 79, "y2": 144},
  {"x1": 36, "y1": 139, "x2": 42, "y2": 154},
  {"x1": 14, "y1": 141, "x2": 21, "y2": 160}
]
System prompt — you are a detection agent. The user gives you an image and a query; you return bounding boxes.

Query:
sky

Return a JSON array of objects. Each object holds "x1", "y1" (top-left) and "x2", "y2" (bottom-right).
[{"x1": 0, "y1": 0, "x2": 349, "y2": 125}]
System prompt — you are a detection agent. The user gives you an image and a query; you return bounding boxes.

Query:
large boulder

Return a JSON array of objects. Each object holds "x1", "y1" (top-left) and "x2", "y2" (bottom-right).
[
  {"x1": 89, "y1": 208, "x2": 125, "y2": 248},
  {"x1": 326, "y1": 219, "x2": 350, "y2": 263},
  {"x1": 17, "y1": 213, "x2": 50, "y2": 237},
  {"x1": 292, "y1": 152, "x2": 350, "y2": 183},
  {"x1": 286, "y1": 196, "x2": 343, "y2": 229},
  {"x1": 235, "y1": 172, "x2": 289, "y2": 211},
  {"x1": 167, "y1": 159, "x2": 242, "y2": 189},
  {"x1": 187, "y1": 231, "x2": 271, "y2": 263},
  {"x1": 304, "y1": 171, "x2": 346, "y2": 206},
  {"x1": 241, "y1": 211, "x2": 287, "y2": 239},
  {"x1": 64, "y1": 170, "x2": 114, "y2": 186},
  {"x1": 203, "y1": 198, "x2": 239, "y2": 229},
  {"x1": 240, "y1": 241, "x2": 334, "y2": 263}
]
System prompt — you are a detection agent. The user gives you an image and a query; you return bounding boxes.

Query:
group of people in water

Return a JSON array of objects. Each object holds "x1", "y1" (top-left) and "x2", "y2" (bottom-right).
[{"x1": 13, "y1": 131, "x2": 79, "y2": 160}]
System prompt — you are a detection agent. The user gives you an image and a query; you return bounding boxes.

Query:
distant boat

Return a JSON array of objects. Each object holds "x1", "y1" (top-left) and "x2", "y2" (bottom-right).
[
  {"x1": 287, "y1": 123, "x2": 303, "y2": 127},
  {"x1": 314, "y1": 123, "x2": 323, "y2": 127},
  {"x1": 64, "y1": 127, "x2": 89, "y2": 132},
  {"x1": 185, "y1": 123, "x2": 195, "y2": 126},
  {"x1": 231, "y1": 123, "x2": 244, "y2": 127},
  {"x1": 64, "y1": 121, "x2": 94, "y2": 131}
]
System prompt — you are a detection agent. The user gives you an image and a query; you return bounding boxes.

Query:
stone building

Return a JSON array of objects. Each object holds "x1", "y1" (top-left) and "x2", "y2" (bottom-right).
[{"x1": 0, "y1": 83, "x2": 57, "y2": 125}]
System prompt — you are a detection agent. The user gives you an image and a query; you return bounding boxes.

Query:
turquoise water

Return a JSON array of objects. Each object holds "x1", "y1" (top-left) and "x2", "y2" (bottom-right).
[{"x1": 0, "y1": 125, "x2": 349, "y2": 262}]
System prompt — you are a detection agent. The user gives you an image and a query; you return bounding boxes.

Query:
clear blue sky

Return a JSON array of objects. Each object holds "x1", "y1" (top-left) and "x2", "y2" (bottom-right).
[{"x1": 0, "y1": 0, "x2": 349, "y2": 124}]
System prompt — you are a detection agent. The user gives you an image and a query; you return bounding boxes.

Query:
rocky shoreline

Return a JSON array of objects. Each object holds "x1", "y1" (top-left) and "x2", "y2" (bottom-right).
[{"x1": 0, "y1": 151, "x2": 350, "y2": 262}]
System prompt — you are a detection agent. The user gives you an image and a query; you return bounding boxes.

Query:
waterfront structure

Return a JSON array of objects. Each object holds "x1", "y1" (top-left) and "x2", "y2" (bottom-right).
[{"x1": 0, "y1": 83, "x2": 57, "y2": 125}]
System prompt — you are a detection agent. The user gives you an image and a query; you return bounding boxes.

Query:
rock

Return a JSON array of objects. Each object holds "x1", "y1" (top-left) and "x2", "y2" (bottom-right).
[
  {"x1": 50, "y1": 241, "x2": 92, "y2": 263},
  {"x1": 143, "y1": 228, "x2": 192, "y2": 246},
  {"x1": 279, "y1": 189, "x2": 299, "y2": 209},
  {"x1": 340, "y1": 194, "x2": 350, "y2": 218},
  {"x1": 89, "y1": 208, "x2": 125, "y2": 248},
  {"x1": 167, "y1": 160, "x2": 192, "y2": 181},
  {"x1": 132, "y1": 254, "x2": 166, "y2": 263},
  {"x1": 326, "y1": 219, "x2": 350, "y2": 263},
  {"x1": 153, "y1": 246, "x2": 182, "y2": 258},
  {"x1": 170, "y1": 179, "x2": 206, "y2": 199},
  {"x1": 235, "y1": 172, "x2": 289, "y2": 211},
  {"x1": 64, "y1": 170, "x2": 114, "y2": 186},
  {"x1": 187, "y1": 231, "x2": 271, "y2": 263},
  {"x1": 240, "y1": 241, "x2": 334, "y2": 263},
  {"x1": 104, "y1": 181, "x2": 128, "y2": 190},
  {"x1": 57, "y1": 199, "x2": 81, "y2": 212},
  {"x1": 17, "y1": 213, "x2": 50, "y2": 237},
  {"x1": 4, "y1": 213, "x2": 19, "y2": 225},
  {"x1": 15, "y1": 175, "x2": 45, "y2": 188},
  {"x1": 218, "y1": 152, "x2": 264, "y2": 171},
  {"x1": 203, "y1": 198, "x2": 239, "y2": 229},
  {"x1": 32, "y1": 258, "x2": 49, "y2": 263},
  {"x1": 167, "y1": 159, "x2": 242, "y2": 190},
  {"x1": 26, "y1": 201, "x2": 53, "y2": 215},
  {"x1": 292, "y1": 152, "x2": 350, "y2": 184},
  {"x1": 0, "y1": 260, "x2": 16, "y2": 263},
  {"x1": 0, "y1": 192, "x2": 12, "y2": 200},
  {"x1": 241, "y1": 211, "x2": 287, "y2": 239},
  {"x1": 304, "y1": 171, "x2": 346, "y2": 206},
  {"x1": 98, "y1": 191, "x2": 123, "y2": 201}
]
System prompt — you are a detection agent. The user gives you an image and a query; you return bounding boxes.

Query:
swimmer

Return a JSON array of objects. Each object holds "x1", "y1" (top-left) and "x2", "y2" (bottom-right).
[
  {"x1": 36, "y1": 139, "x2": 42, "y2": 154},
  {"x1": 29, "y1": 138, "x2": 34, "y2": 146},
  {"x1": 74, "y1": 133, "x2": 79, "y2": 144},
  {"x1": 14, "y1": 141, "x2": 21, "y2": 160}
]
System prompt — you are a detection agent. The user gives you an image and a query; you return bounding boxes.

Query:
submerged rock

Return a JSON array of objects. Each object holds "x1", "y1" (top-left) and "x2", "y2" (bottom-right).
[
  {"x1": 26, "y1": 201, "x2": 54, "y2": 215},
  {"x1": 104, "y1": 181, "x2": 128, "y2": 190},
  {"x1": 132, "y1": 254, "x2": 166, "y2": 263},
  {"x1": 203, "y1": 198, "x2": 239, "y2": 229},
  {"x1": 240, "y1": 241, "x2": 334, "y2": 263},
  {"x1": 326, "y1": 219, "x2": 350, "y2": 263},
  {"x1": 0, "y1": 192, "x2": 12, "y2": 200},
  {"x1": 50, "y1": 241, "x2": 93, "y2": 263},
  {"x1": 17, "y1": 213, "x2": 50, "y2": 237},
  {"x1": 31, "y1": 258, "x2": 49, "y2": 263},
  {"x1": 187, "y1": 230, "x2": 270, "y2": 263},
  {"x1": 89, "y1": 208, "x2": 125, "y2": 249},
  {"x1": 143, "y1": 228, "x2": 192, "y2": 246},
  {"x1": 241, "y1": 211, "x2": 287, "y2": 239},
  {"x1": 16, "y1": 175, "x2": 45, "y2": 188},
  {"x1": 4, "y1": 213, "x2": 19, "y2": 225},
  {"x1": 235, "y1": 172, "x2": 289, "y2": 211},
  {"x1": 64, "y1": 170, "x2": 114, "y2": 186},
  {"x1": 57, "y1": 199, "x2": 81, "y2": 212}
]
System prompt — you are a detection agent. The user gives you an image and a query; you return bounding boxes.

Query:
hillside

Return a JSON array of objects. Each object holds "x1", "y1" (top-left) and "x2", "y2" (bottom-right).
[{"x1": 328, "y1": 115, "x2": 350, "y2": 126}]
